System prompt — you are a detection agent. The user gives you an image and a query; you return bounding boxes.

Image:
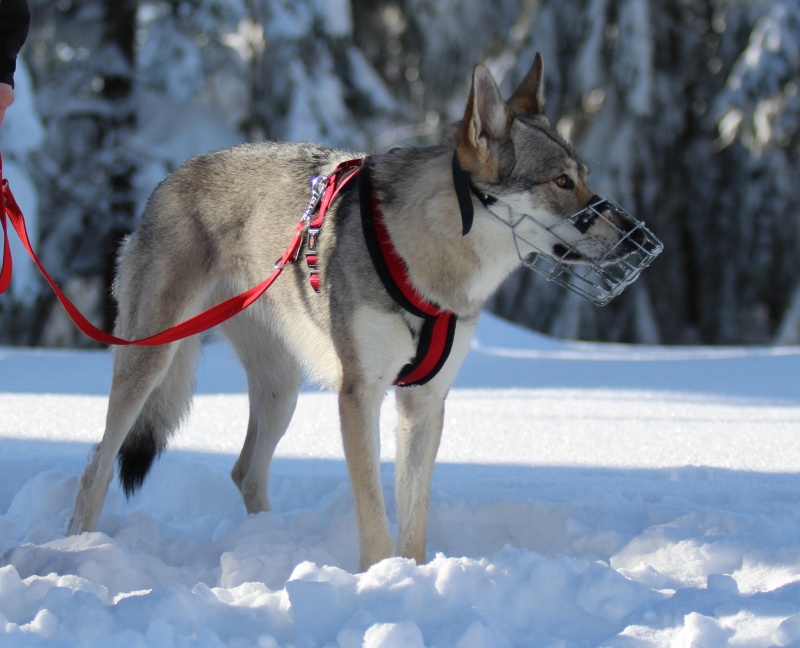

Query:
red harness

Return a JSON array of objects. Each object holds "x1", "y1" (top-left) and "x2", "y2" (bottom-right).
[
  {"x1": 1, "y1": 153, "x2": 456, "y2": 385},
  {"x1": 299, "y1": 159, "x2": 457, "y2": 386},
  {"x1": 356, "y1": 165, "x2": 457, "y2": 387},
  {"x1": 301, "y1": 158, "x2": 363, "y2": 292}
]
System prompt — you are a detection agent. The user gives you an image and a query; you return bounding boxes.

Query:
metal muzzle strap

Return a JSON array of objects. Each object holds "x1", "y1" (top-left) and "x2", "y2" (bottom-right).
[
  {"x1": 510, "y1": 196, "x2": 664, "y2": 306},
  {"x1": 451, "y1": 149, "x2": 663, "y2": 305}
]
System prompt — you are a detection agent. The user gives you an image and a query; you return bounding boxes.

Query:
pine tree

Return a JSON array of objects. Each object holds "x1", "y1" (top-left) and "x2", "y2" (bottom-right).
[
  {"x1": 3, "y1": 0, "x2": 800, "y2": 347},
  {"x1": 486, "y1": 0, "x2": 800, "y2": 344},
  {"x1": 12, "y1": 0, "x2": 139, "y2": 346}
]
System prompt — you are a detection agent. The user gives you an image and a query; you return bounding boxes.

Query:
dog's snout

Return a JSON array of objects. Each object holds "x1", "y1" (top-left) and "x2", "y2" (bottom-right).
[
  {"x1": 626, "y1": 223, "x2": 649, "y2": 245},
  {"x1": 588, "y1": 199, "x2": 632, "y2": 234},
  {"x1": 584, "y1": 198, "x2": 659, "y2": 259},
  {"x1": 614, "y1": 225, "x2": 648, "y2": 256},
  {"x1": 603, "y1": 204, "x2": 635, "y2": 232}
]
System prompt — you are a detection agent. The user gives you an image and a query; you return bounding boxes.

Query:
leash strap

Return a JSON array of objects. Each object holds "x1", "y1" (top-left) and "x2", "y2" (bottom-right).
[
  {"x1": 0, "y1": 183, "x2": 12, "y2": 295},
  {"x1": 0, "y1": 152, "x2": 343, "y2": 346},
  {"x1": 358, "y1": 166, "x2": 458, "y2": 387}
]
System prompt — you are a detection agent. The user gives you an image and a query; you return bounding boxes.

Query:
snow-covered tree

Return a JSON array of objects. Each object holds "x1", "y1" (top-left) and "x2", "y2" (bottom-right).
[
  {"x1": 5, "y1": 0, "x2": 140, "y2": 346},
  {"x1": 486, "y1": 0, "x2": 800, "y2": 344},
  {"x1": 3, "y1": 0, "x2": 800, "y2": 347}
]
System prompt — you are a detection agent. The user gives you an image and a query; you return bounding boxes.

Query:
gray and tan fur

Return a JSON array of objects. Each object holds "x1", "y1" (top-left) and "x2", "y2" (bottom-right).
[{"x1": 69, "y1": 55, "x2": 633, "y2": 571}]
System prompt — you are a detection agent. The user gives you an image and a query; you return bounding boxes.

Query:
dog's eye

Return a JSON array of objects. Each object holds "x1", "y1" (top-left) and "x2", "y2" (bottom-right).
[{"x1": 554, "y1": 174, "x2": 574, "y2": 190}]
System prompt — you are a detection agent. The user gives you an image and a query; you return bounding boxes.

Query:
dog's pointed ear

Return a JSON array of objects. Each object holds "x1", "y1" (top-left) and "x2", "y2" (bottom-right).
[
  {"x1": 508, "y1": 53, "x2": 545, "y2": 116},
  {"x1": 457, "y1": 64, "x2": 513, "y2": 174}
]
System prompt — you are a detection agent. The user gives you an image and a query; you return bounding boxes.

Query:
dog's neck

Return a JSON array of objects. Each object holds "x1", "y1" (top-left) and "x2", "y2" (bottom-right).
[
  {"x1": 451, "y1": 151, "x2": 498, "y2": 237},
  {"x1": 369, "y1": 148, "x2": 521, "y2": 315}
]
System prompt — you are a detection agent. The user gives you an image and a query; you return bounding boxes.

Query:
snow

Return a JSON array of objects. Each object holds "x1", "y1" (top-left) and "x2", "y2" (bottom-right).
[{"x1": 1, "y1": 312, "x2": 800, "y2": 646}]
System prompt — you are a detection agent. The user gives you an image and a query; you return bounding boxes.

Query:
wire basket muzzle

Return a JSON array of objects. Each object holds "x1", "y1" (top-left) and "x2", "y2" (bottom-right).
[{"x1": 511, "y1": 197, "x2": 663, "y2": 306}]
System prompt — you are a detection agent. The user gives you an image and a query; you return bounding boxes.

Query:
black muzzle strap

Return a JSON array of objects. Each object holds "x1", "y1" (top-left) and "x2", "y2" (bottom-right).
[
  {"x1": 452, "y1": 152, "x2": 475, "y2": 236},
  {"x1": 572, "y1": 195, "x2": 604, "y2": 234},
  {"x1": 452, "y1": 152, "x2": 500, "y2": 235}
]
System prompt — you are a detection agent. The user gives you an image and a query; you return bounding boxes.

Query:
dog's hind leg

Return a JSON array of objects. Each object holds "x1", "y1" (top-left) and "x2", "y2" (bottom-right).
[
  {"x1": 224, "y1": 316, "x2": 302, "y2": 514},
  {"x1": 68, "y1": 337, "x2": 198, "y2": 534}
]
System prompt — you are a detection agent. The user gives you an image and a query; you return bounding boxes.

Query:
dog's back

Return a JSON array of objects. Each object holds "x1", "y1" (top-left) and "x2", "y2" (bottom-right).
[{"x1": 104, "y1": 141, "x2": 362, "y2": 499}]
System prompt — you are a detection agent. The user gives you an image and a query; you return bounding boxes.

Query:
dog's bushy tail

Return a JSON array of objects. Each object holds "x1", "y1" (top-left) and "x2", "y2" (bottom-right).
[
  {"x1": 118, "y1": 417, "x2": 162, "y2": 497},
  {"x1": 117, "y1": 338, "x2": 200, "y2": 497}
]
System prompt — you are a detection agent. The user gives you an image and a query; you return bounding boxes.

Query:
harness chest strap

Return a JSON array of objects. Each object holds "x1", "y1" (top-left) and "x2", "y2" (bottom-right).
[
  {"x1": 299, "y1": 159, "x2": 457, "y2": 387},
  {"x1": 356, "y1": 165, "x2": 458, "y2": 387}
]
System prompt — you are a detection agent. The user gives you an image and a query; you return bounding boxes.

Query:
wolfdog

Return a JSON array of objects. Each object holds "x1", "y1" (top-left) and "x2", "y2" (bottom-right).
[{"x1": 68, "y1": 55, "x2": 661, "y2": 571}]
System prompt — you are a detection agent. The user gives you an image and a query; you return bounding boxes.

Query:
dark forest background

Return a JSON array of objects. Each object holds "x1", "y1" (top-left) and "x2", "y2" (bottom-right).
[{"x1": 1, "y1": 0, "x2": 799, "y2": 347}]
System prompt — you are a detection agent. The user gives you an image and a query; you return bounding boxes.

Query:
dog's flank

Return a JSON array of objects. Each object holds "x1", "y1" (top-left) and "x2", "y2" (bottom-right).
[{"x1": 68, "y1": 54, "x2": 658, "y2": 571}]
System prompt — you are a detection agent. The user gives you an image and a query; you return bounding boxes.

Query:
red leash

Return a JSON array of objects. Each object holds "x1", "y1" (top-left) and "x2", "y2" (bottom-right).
[
  {"x1": 0, "y1": 153, "x2": 358, "y2": 346},
  {"x1": 304, "y1": 157, "x2": 363, "y2": 292}
]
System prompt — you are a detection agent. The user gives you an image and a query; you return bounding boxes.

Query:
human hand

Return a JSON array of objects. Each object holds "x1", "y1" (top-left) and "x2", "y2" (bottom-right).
[{"x1": 0, "y1": 83, "x2": 15, "y2": 126}]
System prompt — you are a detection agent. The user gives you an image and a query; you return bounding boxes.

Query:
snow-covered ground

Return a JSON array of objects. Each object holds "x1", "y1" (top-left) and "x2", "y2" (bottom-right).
[{"x1": 1, "y1": 312, "x2": 799, "y2": 647}]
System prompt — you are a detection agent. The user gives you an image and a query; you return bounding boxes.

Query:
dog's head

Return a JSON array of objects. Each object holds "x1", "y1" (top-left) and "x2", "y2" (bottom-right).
[{"x1": 453, "y1": 55, "x2": 662, "y2": 304}]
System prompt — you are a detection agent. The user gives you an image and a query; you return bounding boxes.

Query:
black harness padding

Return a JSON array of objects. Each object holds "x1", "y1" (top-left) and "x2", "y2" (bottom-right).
[{"x1": 359, "y1": 167, "x2": 458, "y2": 387}]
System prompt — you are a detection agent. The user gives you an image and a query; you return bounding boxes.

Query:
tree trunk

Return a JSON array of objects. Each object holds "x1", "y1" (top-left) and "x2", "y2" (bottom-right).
[{"x1": 21, "y1": 0, "x2": 139, "y2": 347}]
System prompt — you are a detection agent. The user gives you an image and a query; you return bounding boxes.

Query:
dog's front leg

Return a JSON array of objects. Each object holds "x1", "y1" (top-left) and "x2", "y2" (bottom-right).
[
  {"x1": 339, "y1": 379, "x2": 394, "y2": 571},
  {"x1": 394, "y1": 386, "x2": 445, "y2": 564},
  {"x1": 393, "y1": 318, "x2": 475, "y2": 564}
]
